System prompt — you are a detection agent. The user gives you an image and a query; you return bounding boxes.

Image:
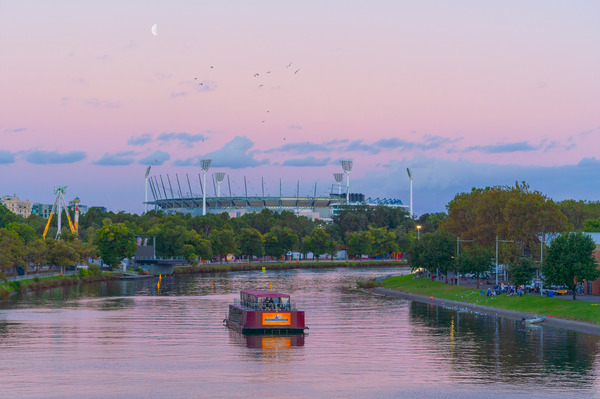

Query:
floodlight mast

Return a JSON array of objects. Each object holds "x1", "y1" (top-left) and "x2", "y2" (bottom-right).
[
  {"x1": 200, "y1": 159, "x2": 212, "y2": 215},
  {"x1": 406, "y1": 168, "x2": 413, "y2": 217},
  {"x1": 214, "y1": 172, "x2": 226, "y2": 198},
  {"x1": 145, "y1": 166, "x2": 151, "y2": 213},
  {"x1": 333, "y1": 173, "x2": 344, "y2": 195},
  {"x1": 340, "y1": 160, "x2": 353, "y2": 203}
]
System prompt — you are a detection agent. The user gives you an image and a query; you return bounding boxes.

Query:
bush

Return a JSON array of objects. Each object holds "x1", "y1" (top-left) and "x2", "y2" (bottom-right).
[
  {"x1": 79, "y1": 268, "x2": 89, "y2": 278},
  {"x1": 0, "y1": 289, "x2": 9, "y2": 300},
  {"x1": 356, "y1": 279, "x2": 382, "y2": 289},
  {"x1": 9, "y1": 281, "x2": 21, "y2": 291},
  {"x1": 33, "y1": 277, "x2": 40, "y2": 283},
  {"x1": 88, "y1": 264, "x2": 102, "y2": 276}
]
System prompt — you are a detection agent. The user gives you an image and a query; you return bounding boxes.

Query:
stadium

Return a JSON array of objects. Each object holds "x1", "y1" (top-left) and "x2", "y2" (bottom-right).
[{"x1": 143, "y1": 161, "x2": 407, "y2": 220}]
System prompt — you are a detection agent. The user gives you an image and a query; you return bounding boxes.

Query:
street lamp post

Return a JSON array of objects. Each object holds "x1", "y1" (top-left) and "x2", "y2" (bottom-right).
[
  {"x1": 406, "y1": 168, "x2": 413, "y2": 217},
  {"x1": 495, "y1": 235, "x2": 514, "y2": 286},
  {"x1": 200, "y1": 159, "x2": 212, "y2": 216},
  {"x1": 456, "y1": 236, "x2": 473, "y2": 286},
  {"x1": 416, "y1": 225, "x2": 421, "y2": 239}
]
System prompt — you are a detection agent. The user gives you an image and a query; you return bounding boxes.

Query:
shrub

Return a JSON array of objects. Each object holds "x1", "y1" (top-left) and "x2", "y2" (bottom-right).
[
  {"x1": 356, "y1": 279, "x2": 382, "y2": 289},
  {"x1": 79, "y1": 268, "x2": 89, "y2": 278},
  {"x1": 33, "y1": 277, "x2": 40, "y2": 283},
  {"x1": 9, "y1": 281, "x2": 21, "y2": 291},
  {"x1": 88, "y1": 264, "x2": 102, "y2": 276},
  {"x1": 0, "y1": 289, "x2": 9, "y2": 300}
]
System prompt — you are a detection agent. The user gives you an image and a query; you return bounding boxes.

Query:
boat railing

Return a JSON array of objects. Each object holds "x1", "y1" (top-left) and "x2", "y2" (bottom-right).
[{"x1": 233, "y1": 299, "x2": 297, "y2": 311}]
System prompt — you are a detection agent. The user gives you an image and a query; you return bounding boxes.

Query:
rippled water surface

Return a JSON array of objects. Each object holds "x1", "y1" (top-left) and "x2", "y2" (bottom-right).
[{"x1": 1, "y1": 267, "x2": 599, "y2": 398}]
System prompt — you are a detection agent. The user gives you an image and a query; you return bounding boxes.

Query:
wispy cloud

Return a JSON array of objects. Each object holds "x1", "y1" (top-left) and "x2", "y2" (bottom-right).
[
  {"x1": 0, "y1": 150, "x2": 16, "y2": 164},
  {"x1": 138, "y1": 150, "x2": 170, "y2": 166},
  {"x1": 124, "y1": 40, "x2": 136, "y2": 49},
  {"x1": 264, "y1": 142, "x2": 332, "y2": 154},
  {"x1": 200, "y1": 136, "x2": 268, "y2": 168},
  {"x1": 171, "y1": 92, "x2": 187, "y2": 98},
  {"x1": 93, "y1": 151, "x2": 136, "y2": 166},
  {"x1": 25, "y1": 150, "x2": 86, "y2": 164},
  {"x1": 281, "y1": 157, "x2": 331, "y2": 167},
  {"x1": 128, "y1": 133, "x2": 153, "y2": 146},
  {"x1": 289, "y1": 125, "x2": 302, "y2": 129},
  {"x1": 4, "y1": 128, "x2": 27, "y2": 133},
  {"x1": 95, "y1": 54, "x2": 111, "y2": 61},
  {"x1": 465, "y1": 141, "x2": 542, "y2": 153},
  {"x1": 157, "y1": 132, "x2": 205, "y2": 148},
  {"x1": 81, "y1": 98, "x2": 122, "y2": 109}
]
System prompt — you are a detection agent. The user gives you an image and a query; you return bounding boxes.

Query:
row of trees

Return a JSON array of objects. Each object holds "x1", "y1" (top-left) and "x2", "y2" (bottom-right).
[
  {"x1": 0, "y1": 203, "x2": 413, "y2": 276},
  {"x1": 408, "y1": 182, "x2": 600, "y2": 299}
]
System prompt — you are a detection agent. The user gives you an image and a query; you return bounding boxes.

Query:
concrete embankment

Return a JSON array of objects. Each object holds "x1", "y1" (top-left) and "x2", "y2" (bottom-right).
[{"x1": 369, "y1": 287, "x2": 600, "y2": 337}]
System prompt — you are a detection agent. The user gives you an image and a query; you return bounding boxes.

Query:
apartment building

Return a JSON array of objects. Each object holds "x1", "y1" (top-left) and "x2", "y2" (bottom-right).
[{"x1": 1, "y1": 194, "x2": 32, "y2": 218}]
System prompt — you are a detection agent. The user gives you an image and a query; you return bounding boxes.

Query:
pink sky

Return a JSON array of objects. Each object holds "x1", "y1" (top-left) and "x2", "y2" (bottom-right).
[{"x1": 1, "y1": 1, "x2": 599, "y2": 213}]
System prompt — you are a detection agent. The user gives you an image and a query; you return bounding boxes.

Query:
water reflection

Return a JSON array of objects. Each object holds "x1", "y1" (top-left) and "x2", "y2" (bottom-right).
[
  {"x1": 0, "y1": 267, "x2": 598, "y2": 399},
  {"x1": 407, "y1": 301, "x2": 600, "y2": 389}
]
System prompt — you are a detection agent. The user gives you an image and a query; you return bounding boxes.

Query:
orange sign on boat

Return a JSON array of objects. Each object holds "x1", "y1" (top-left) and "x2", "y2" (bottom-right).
[{"x1": 262, "y1": 313, "x2": 291, "y2": 326}]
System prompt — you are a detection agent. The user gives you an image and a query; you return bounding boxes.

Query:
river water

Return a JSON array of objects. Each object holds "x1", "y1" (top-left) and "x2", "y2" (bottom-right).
[{"x1": 0, "y1": 266, "x2": 599, "y2": 398}]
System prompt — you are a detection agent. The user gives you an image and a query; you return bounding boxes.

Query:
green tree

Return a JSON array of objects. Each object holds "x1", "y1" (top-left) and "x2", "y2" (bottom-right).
[
  {"x1": 370, "y1": 227, "x2": 399, "y2": 259},
  {"x1": 457, "y1": 244, "x2": 493, "y2": 289},
  {"x1": 509, "y1": 257, "x2": 537, "y2": 287},
  {"x1": 24, "y1": 239, "x2": 48, "y2": 275},
  {"x1": 94, "y1": 222, "x2": 137, "y2": 267},
  {"x1": 410, "y1": 231, "x2": 455, "y2": 282},
  {"x1": 305, "y1": 228, "x2": 335, "y2": 260},
  {"x1": 583, "y1": 218, "x2": 600, "y2": 232},
  {"x1": 209, "y1": 225, "x2": 237, "y2": 263},
  {"x1": 238, "y1": 228, "x2": 264, "y2": 260},
  {"x1": 346, "y1": 231, "x2": 374, "y2": 259},
  {"x1": 0, "y1": 229, "x2": 27, "y2": 282},
  {"x1": 6, "y1": 222, "x2": 37, "y2": 243},
  {"x1": 46, "y1": 239, "x2": 80, "y2": 274},
  {"x1": 543, "y1": 232, "x2": 600, "y2": 300}
]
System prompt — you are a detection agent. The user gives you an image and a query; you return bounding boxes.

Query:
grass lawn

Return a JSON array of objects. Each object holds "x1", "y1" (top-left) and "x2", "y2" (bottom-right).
[
  {"x1": 0, "y1": 272, "x2": 116, "y2": 293},
  {"x1": 383, "y1": 274, "x2": 600, "y2": 326}
]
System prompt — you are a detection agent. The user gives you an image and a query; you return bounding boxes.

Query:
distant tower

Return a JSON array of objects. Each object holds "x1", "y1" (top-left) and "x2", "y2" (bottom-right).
[
  {"x1": 145, "y1": 166, "x2": 152, "y2": 213},
  {"x1": 333, "y1": 173, "x2": 344, "y2": 195},
  {"x1": 340, "y1": 160, "x2": 353, "y2": 203},
  {"x1": 406, "y1": 168, "x2": 413, "y2": 217},
  {"x1": 73, "y1": 196, "x2": 81, "y2": 234},
  {"x1": 200, "y1": 159, "x2": 212, "y2": 215},
  {"x1": 214, "y1": 172, "x2": 226, "y2": 197}
]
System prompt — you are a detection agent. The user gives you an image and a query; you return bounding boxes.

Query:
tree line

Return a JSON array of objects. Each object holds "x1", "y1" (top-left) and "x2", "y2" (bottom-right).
[{"x1": 408, "y1": 182, "x2": 599, "y2": 299}]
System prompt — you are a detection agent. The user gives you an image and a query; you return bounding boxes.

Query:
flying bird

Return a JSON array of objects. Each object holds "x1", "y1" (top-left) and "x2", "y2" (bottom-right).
[
  {"x1": 266, "y1": 71, "x2": 271, "y2": 74},
  {"x1": 267, "y1": 111, "x2": 269, "y2": 113},
  {"x1": 194, "y1": 78, "x2": 197, "y2": 80},
  {"x1": 259, "y1": 85, "x2": 263, "y2": 87},
  {"x1": 210, "y1": 66, "x2": 214, "y2": 68},
  {"x1": 294, "y1": 69, "x2": 300, "y2": 74},
  {"x1": 286, "y1": 62, "x2": 292, "y2": 68},
  {"x1": 254, "y1": 73, "x2": 259, "y2": 77},
  {"x1": 199, "y1": 83, "x2": 203, "y2": 85}
]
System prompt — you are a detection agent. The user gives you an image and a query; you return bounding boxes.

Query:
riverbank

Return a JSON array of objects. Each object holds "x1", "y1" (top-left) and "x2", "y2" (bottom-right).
[
  {"x1": 367, "y1": 274, "x2": 600, "y2": 335},
  {"x1": 0, "y1": 273, "x2": 122, "y2": 299},
  {"x1": 174, "y1": 260, "x2": 408, "y2": 275}
]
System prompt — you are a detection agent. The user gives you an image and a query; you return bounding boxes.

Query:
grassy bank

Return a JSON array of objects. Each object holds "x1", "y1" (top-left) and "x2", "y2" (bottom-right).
[
  {"x1": 0, "y1": 273, "x2": 121, "y2": 299},
  {"x1": 382, "y1": 274, "x2": 600, "y2": 326},
  {"x1": 174, "y1": 260, "x2": 408, "y2": 275}
]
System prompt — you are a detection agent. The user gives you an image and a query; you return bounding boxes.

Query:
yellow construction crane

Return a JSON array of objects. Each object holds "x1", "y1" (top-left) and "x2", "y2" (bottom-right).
[{"x1": 42, "y1": 186, "x2": 75, "y2": 239}]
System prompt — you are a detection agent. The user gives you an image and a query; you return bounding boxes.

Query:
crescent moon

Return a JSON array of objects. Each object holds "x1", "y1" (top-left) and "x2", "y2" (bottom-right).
[{"x1": 151, "y1": 24, "x2": 158, "y2": 36}]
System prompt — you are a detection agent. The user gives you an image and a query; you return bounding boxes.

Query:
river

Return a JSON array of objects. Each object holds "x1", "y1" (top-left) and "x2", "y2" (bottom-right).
[{"x1": 1, "y1": 266, "x2": 599, "y2": 398}]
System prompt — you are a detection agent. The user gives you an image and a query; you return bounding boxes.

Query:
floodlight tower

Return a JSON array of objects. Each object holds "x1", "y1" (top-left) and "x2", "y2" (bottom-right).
[
  {"x1": 406, "y1": 168, "x2": 413, "y2": 217},
  {"x1": 333, "y1": 173, "x2": 344, "y2": 195},
  {"x1": 144, "y1": 166, "x2": 151, "y2": 213},
  {"x1": 214, "y1": 172, "x2": 226, "y2": 197},
  {"x1": 340, "y1": 160, "x2": 353, "y2": 203},
  {"x1": 200, "y1": 159, "x2": 212, "y2": 215}
]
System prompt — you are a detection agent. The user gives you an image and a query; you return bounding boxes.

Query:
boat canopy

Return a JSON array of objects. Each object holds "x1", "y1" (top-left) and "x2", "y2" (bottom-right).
[{"x1": 241, "y1": 290, "x2": 290, "y2": 298}]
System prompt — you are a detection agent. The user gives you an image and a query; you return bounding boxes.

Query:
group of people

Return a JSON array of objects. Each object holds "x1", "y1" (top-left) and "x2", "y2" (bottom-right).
[{"x1": 486, "y1": 282, "x2": 523, "y2": 297}]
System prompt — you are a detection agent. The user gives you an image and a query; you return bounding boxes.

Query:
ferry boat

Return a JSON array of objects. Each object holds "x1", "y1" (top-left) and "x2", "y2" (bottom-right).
[{"x1": 225, "y1": 290, "x2": 307, "y2": 335}]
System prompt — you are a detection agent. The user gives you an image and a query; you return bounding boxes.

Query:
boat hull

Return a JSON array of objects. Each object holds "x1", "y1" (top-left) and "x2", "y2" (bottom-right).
[{"x1": 225, "y1": 305, "x2": 306, "y2": 335}]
